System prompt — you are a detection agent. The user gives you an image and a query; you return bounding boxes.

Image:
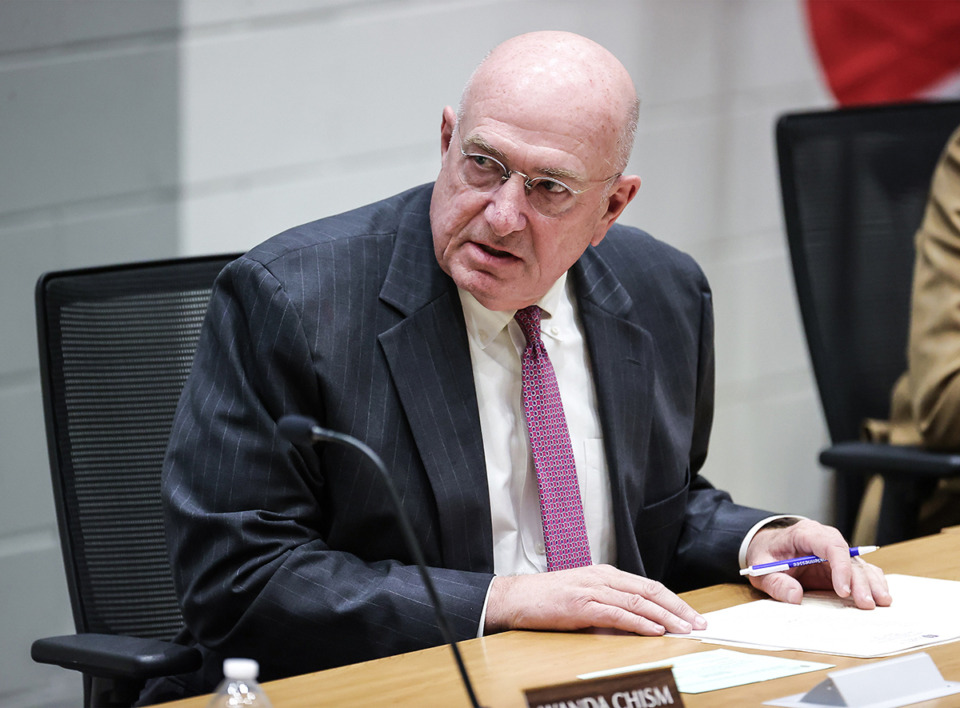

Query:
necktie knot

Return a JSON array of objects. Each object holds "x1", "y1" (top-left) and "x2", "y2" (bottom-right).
[{"x1": 514, "y1": 305, "x2": 542, "y2": 347}]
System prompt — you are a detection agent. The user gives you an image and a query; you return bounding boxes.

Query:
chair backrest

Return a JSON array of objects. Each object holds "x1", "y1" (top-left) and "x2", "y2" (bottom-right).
[
  {"x1": 777, "y1": 101, "x2": 960, "y2": 445},
  {"x1": 36, "y1": 253, "x2": 239, "y2": 640}
]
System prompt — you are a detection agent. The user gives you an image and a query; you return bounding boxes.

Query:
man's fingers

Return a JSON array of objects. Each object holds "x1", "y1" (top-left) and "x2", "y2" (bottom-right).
[
  {"x1": 824, "y1": 544, "x2": 855, "y2": 597},
  {"x1": 751, "y1": 559, "x2": 892, "y2": 610},
  {"x1": 745, "y1": 519, "x2": 893, "y2": 610},
  {"x1": 848, "y1": 560, "x2": 891, "y2": 609},
  {"x1": 484, "y1": 566, "x2": 707, "y2": 637},
  {"x1": 751, "y1": 572, "x2": 803, "y2": 605},
  {"x1": 601, "y1": 588, "x2": 694, "y2": 634},
  {"x1": 822, "y1": 548, "x2": 892, "y2": 608},
  {"x1": 606, "y1": 573, "x2": 707, "y2": 631},
  {"x1": 585, "y1": 598, "x2": 670, "y2": 636}
]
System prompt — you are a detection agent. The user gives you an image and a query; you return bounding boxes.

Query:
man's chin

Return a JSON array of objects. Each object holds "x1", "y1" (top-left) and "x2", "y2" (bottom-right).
[{"x1": 450, "y1": 272, "x2": 514, "y2": 311}]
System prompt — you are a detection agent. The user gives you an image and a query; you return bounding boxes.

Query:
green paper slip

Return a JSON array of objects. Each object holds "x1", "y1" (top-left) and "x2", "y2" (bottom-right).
[{"x1": 578, "y1": 648, "x2": 833, "y2": 694}]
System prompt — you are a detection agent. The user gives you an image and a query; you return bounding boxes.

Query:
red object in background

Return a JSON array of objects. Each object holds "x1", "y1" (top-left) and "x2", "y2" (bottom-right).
[{"x1": 806, "y1": 0, "x2": 960, "y2": 106}]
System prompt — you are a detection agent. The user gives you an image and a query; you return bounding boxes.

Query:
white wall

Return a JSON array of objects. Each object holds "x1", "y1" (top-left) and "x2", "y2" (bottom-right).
[
  {"x1": 1, "y1": 1, "x2": 183, "y2": 705},
  {"x1": 0, "y1": 1, "x2": 834, "y2": 705}
]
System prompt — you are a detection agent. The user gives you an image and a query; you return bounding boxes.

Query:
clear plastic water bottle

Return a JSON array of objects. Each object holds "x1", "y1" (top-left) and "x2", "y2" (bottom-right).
[{"x1": 206, "y1": 658, "x2": 273, "y2": 707}]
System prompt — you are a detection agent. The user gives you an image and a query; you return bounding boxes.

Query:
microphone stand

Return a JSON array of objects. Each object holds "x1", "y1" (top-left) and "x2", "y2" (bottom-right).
[{"x1": 278, "y1": 416, "x2": 484, "y2": 708}]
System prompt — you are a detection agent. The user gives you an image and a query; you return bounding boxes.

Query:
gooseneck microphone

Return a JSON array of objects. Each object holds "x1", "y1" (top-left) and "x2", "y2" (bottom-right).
[{"x1": 277, "y1": 415, "x2": 484, "y2": 708}]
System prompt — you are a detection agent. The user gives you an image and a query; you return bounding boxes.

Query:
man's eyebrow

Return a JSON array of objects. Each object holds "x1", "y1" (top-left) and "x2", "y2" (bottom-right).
[
  {"x1": 463, "y1": 134, "x2": 508, "y2": 161},
  {"x1": 462, "y1": 134, "x2": 584, "y2": 183},
  {"x1": 538, "y1": 165, "x2": 582, "y2": 183}
]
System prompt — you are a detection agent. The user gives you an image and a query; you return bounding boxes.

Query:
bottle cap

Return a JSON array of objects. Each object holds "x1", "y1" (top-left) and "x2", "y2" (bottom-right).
[{"x1": 223, "y1": 658, "x2": 259, "y2": 680}]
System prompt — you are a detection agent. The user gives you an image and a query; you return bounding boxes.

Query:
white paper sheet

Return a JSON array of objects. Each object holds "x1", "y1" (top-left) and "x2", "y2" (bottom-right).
[{"x1": 667, "y1": 574, "x2": 960, "y2": 657}]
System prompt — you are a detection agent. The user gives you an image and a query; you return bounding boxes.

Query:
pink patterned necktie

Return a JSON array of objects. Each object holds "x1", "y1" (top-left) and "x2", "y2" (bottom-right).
[{"x1": 514, "y1": 305, "x2": 592, "y2": 571}]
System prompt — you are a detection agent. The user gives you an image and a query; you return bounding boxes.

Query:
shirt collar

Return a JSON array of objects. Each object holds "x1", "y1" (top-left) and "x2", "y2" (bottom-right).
[{"x1": 458, "y1": 272, "x2": 569, "y2": 349}]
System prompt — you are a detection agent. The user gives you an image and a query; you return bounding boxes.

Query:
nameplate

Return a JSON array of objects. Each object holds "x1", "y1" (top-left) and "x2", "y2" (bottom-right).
[{"x1": 524, "y1": 666, "x2": 683, "y2": 708}]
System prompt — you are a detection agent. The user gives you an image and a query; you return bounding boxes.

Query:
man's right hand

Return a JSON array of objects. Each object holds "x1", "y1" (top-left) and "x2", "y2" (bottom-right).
[{"x1": 483, "y1": 565, "x2": 707, "y2": 636}]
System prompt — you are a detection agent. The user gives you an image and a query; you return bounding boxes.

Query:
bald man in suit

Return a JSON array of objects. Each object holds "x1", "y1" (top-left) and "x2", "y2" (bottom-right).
[{"x1": 145, "y1": 31, "x2": 889, "y2": 703}]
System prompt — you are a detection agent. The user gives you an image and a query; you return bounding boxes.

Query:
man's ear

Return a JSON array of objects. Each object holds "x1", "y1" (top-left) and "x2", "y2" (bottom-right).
[
  {"x1": 590, "y1": 175, "x2": 641, "y2": 247},
  {"x1": 440, "y1": 106, "x2": 457, "y2": 156}
]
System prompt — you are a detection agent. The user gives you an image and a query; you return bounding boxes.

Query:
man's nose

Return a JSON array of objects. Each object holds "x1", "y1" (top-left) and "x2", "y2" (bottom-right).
[{"x1": 485, "y1": 174, "x2": 529, "y2": 236}]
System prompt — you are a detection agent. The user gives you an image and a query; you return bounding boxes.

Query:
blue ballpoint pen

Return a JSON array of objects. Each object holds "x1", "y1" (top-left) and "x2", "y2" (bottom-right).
[{"x1": 739, "y1": 545, "x2": 880, "y2": 576}]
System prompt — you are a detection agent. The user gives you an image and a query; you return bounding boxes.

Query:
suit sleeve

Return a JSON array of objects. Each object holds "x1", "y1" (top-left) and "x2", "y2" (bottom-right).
[
  {"x1": 163, "y1": 255, "x2": 489, "y2": 680},
  {"x1": 666, "y1": 287, "x2": 771, "y2": 590}
]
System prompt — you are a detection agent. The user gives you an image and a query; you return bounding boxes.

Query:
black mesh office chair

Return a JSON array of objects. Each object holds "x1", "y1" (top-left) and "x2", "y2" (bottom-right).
[
  {"x1": 31, "y1": 253, "x2": 240, "y2": 708},
  {"x1": 777, "y1": 100, "x2": 960, "y2": 544}
]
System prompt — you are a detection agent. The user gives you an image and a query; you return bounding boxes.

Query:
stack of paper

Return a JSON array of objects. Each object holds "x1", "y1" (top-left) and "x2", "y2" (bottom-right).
[{"x1": 668, "y1": 574, "x2": 960, "y2": 657}]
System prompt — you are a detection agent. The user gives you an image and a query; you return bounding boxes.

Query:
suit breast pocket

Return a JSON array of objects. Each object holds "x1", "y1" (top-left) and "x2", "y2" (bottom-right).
[
  {"x1": 636, "y1": 476, "x2": 689, "y2": 534},
  {"x1": 633, "y1": 469, "x2": 690, "y2": 580}
]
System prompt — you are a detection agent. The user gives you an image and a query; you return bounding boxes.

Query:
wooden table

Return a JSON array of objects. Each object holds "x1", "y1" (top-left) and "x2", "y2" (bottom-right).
[{"x1": 153, "y1": 531, "x2": 960, "y2": 707}]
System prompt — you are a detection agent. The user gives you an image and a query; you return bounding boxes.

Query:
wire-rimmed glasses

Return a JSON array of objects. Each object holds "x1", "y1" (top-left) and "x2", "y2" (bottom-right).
[{"x1": 457, "y1": 143, "x2": 620, "y2": 218}]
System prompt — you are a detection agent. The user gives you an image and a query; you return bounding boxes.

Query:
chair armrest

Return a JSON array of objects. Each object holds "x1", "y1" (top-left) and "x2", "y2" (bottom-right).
[
  {"x1": 31, "y1": 633, "x2": 202, "y2": 679},
  {"x1": 820, "y1": 441, "x2": 960, "y2": 478}
]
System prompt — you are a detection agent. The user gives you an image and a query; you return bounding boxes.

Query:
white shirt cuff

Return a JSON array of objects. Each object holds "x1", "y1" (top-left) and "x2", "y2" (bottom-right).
[
  {"x1": 738, "y1": 515, "x2": 807, "y2": 569},
  {"x1": 477, "y1": 577, "x2": 495, "y2": 638}
]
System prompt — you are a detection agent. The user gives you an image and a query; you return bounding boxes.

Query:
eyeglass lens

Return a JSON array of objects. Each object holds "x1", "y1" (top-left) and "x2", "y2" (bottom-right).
[{"x1": 457, "y1": 151, "x2": 577, "y2": 218}]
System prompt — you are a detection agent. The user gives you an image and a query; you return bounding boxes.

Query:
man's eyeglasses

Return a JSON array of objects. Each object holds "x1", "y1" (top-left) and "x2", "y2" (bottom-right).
[{"x1": 457, "y1": 144, "x2": 620, "y2": 218}]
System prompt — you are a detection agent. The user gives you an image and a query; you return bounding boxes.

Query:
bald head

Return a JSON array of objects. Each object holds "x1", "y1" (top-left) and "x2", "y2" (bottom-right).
[{"x1": 458, "y1": 31, "x2": 639, "y2": 171}]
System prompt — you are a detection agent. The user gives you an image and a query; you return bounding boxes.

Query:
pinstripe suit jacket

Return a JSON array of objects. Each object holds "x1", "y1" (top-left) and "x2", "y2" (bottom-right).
[{"x1": 154, "y1": 183, "x2": 770, "y2": 698}]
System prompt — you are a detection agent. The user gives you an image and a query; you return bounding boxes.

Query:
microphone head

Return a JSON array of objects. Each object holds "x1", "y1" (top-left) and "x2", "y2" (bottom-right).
[{"x1": 277, "y1": 414, "x2": 320, "y2": 445}]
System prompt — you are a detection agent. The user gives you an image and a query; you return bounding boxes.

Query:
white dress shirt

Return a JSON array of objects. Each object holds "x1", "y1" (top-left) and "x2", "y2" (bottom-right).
[
  {"x1": 458, "y1": 273, "x2": 617, "y2": 575},
  {"x1": 459, "y1": 274, "x2": 794, "y2": 634}
]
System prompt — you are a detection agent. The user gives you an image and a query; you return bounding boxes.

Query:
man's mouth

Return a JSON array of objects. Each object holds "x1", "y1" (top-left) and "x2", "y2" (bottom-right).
[{"x1": 477, "y1": 242, "x2": 515, "y2": 259}]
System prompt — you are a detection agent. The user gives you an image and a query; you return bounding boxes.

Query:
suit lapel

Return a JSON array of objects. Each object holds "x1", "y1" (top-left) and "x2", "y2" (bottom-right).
[
  {"x1": 377, "y1": 197, "x2": 493, "y2": 572},
  {"x1": 573, "y1": 249, "x2": 654, "y2": 576},
  {"x1": 374, "y1": 193, "x2": 652, "y2": 576}
]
